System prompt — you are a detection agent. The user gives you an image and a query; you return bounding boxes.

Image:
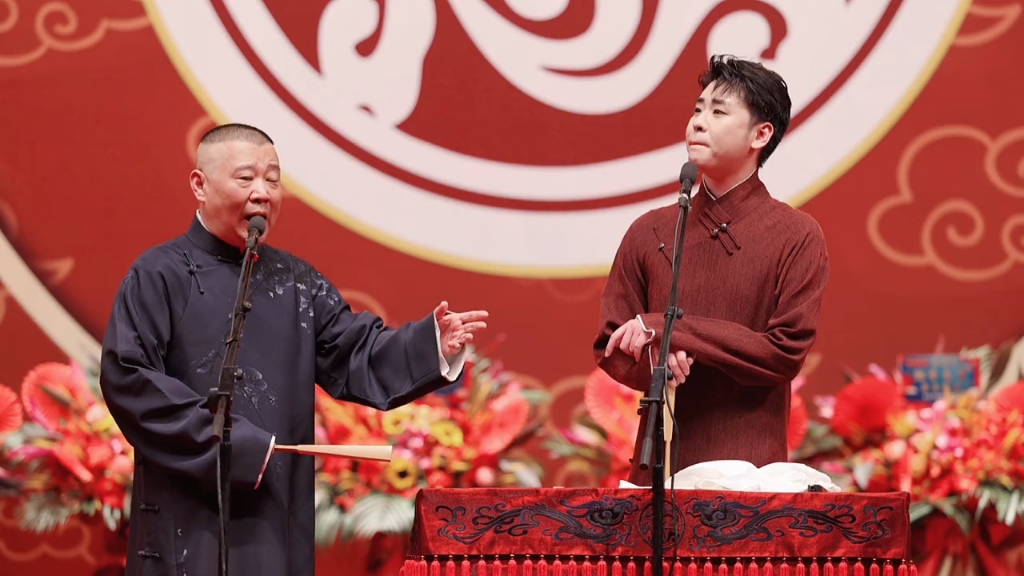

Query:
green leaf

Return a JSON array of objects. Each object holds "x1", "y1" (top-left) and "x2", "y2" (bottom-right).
[
  {"x1": 19, "y1": 496, "x2": 74, "y2": 533},
  {"x1": 852, "y1": 462, "x2": 874, "y2": 491},
  {"x1": 314, "y1": 502, "x2": 346, "y2": 547},
  {"x1": 932, "y1": 498, "x2": 972, "y2": 535},
  {"x1": 314, "y1": 485, "x2": 333, "y2": 512},
  {"x1": 500, "y1": 459, "x2": 542, "y2": 488},
  {"x1": 995, "y1": 487, "x2": 1013, "y2": 523},
  {"x1": 541, "y1": 436, "x2": 584, "y2": 458},
  {"x1": 975, "y1": 487, "x2": 995, "y2": 523},
  {"x1": 1004, "y1": 490, "x2": 1020, "y2": 526},
  {"x1": 343, "y1": 493, "x2": 415, "y2": 540},
  {"x1": 122, "y1": 491, "x2": 133, "y2": 522},
  {"x1": 39, "y1": 384, "x2": 74, "y2": 408},
  {"x1": 102, "y1": 505, "x2": 122, "y2": 532},
  {"x1": 909, "y1": 502, "x2": 936, "y2": 524},
  {"x1": 519, "y1": 389, "x2": 552, "y2": 406}
]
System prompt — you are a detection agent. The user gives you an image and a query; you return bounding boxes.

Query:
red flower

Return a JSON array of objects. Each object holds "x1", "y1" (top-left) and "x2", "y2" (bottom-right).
[
  {"x1": 583, "y1": 369, "x2": 641, "y2": 466},
  {"x1": 53, "y1": 443, "x2": 94, "y2": 484},
  {"x1": 990, "y1": 381, "x2": 1024, "y2": 415},
  {"x1": 0, "y1": 384, "x2": 22, "y2": 434},
  {"x1": 426, "y1": 470, "x2": 453, "y2": 488},
  {"x1": 470, "y1": 383, "x2": 530, "y2": 456},
  {"x1": 95, "y1": 476, "x2": 125, "y2": 509},
  {"x1": 831, "y1": 375, "x2": 905, "y2": 444},
  {"x1": 788, "y1": 391, "x2": 809, "y2": 451},
  {"x1": 86, "y1": 442, "x2": 115, "y2": 471}
]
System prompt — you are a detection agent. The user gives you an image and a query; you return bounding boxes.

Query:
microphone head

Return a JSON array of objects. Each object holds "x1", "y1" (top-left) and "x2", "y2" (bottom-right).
[
  {"x1": 679, "y1": 162, "x2": 699, "y2": 186},
  {"x1": 248, "y1": 215, "x2": 267, "y2": 236}
]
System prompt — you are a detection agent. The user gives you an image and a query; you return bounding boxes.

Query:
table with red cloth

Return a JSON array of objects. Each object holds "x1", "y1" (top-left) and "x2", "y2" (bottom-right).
[{"x1": 402, "y1": 487, "x2": 916, "y2": 576}]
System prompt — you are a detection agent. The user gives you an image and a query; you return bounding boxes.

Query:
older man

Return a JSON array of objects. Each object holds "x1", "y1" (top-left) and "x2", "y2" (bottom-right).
[{"x1": 100, "y1": 123, "x2": 488, "y2": 576}]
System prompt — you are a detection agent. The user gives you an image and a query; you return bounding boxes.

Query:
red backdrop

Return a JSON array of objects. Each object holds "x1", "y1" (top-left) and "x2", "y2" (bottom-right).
[{"x1": 1, "y1": 1, "x2": 1023, "y2": 574}]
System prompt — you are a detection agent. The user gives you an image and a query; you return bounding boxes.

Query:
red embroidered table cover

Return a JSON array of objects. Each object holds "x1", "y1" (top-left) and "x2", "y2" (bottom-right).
[{"x1": 402, "y1": 488, "x2": 916, "y2": 575}]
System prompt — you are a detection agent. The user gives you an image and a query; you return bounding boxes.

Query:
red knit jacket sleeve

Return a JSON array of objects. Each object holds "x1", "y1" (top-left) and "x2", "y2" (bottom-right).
[
  {"x1": 592, "y1": 217, "x2": 656, "y2": 391},
  {"x1": 641, "y1": 225, "x2": 829, "y2": 386}
]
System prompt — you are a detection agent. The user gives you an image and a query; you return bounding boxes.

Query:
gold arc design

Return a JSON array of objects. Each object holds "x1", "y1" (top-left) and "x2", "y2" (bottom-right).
[
  {"x1": 0, "y1": 201, "x2": 76, "y2": 331},
  {"x1": 511, "y1": 277, "x2": 608, "y2": 304},
  {"x1": 0, "y1": 199, "x2": 15, "y2": 325},
  {"x1": 185, "y1": 114, "x2": 217, "y2": 164},
  {"x1": 141, "y1": 0, "x2": 973, "y2": 279},
  {"x1": 336, "y1": 289, "x2": 389, "y2": 325},
  {"x1": 866, "y1": 125, "x2": 1024, "y2": 282},
  {"x1": 0, "y1": 201, "x2": 98, "y2": 369},
  {"x1": 541, "y1": 374, "x2": 589, "y2": 437},
  {"x1": 784, "y1": 0, "x2": 972, "y2": 211},
  {"x1": 799, "y1": 352, "x2": 823, "y2": 379},
  {"x1": 542, "y1": 372, "x2": 612, "y2": 486},
  {"x1": 0, "y1": 0, "x2": 148, "y2": 360},
  {"x1": 0, "y1": 499, "x2": 97, "y2": 564},
  {"x1": 953, "y1": 3, "x2": 1023, "y2": 47},
  {"x1": 0, "y1": 0, "x2": 150, "y2": 68},
  {"x1": 551, "y1": 458, "x2": 599, "y2": 487}
]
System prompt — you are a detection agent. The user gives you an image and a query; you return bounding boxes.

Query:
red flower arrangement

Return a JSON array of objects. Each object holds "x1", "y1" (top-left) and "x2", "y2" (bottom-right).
[
  {"x1": 546, "y1": 368, "x2": 810, "y2": 487},
  {"x1": 794, "y1": 366, "x2": 1024, "y2": 528},
  {"x1": 312, "y1": 347, "x2": 550, "y2": 544},
  {"x1": 0, "y1": 348, "x2": 548, "y2": 550},
  {"x1": 791, "y1": 337, "x2": 1024, "y2": 576},
  {"x1": 0, "y1": 361, "x2": 133, "y2": 533}
]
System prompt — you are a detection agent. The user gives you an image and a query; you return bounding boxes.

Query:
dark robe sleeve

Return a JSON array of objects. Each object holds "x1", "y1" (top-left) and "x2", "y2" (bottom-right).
[
  {"x1": 642, "y1": 226, "x2": 829, "y2": 386},
  {"x1": 99, "y1": 265, "x2": 274, "y2": 489},
  {"x1": 311, "y1": 272, "x2": 455, "y2": 410},
  {"x1": 593, "y1": 217, "x2": 656, "y2": 391}
]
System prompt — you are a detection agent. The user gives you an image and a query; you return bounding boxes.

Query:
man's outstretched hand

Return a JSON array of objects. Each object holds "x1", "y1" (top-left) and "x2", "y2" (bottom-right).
[{"x1": 434, "y1": 301, "x2": 489, "y2": 357}]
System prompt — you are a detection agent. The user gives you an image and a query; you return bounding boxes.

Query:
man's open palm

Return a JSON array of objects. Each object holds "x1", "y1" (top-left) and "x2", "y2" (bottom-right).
[{"x1": 434, "y1": 301, "x2": 489, "y2": 357}]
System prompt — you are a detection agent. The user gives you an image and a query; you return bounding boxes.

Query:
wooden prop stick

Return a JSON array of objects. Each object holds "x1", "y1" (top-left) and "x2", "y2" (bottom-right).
[
  {"x1": 275, "y1": 444, "x2": 393, "y2": 462},
  {"x1": 664, "y1": 391, "x2": 675, "y2": 481}
]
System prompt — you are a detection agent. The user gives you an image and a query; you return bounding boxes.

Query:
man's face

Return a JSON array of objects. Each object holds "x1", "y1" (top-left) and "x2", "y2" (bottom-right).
[
  {"x1": 190, "y1": 140, "x2": 282, "y2": 248},
  {"x1": 685, "y1": 81, "x2": 769, "y2": 178}
]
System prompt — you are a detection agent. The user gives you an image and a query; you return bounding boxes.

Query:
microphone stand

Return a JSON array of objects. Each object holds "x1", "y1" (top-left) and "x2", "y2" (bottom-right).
[
  {"x1": 207, "y1": 226, "x2": 262, "y2": 576},
  {"x1": 637, "y1": 176, "x2": 694, "y2": 576}
]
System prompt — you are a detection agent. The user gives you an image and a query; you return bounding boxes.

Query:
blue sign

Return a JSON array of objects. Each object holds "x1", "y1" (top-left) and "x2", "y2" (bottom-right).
[{"x1": 899, "y1": 353, "x2": 980, "y2": 404}]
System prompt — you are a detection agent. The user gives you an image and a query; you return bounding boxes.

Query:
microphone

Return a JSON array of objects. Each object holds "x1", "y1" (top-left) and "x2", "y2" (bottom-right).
[
  {"x1": 678, "y1": 162, "x2": 698, "y2": 197},
  {"x1": 246, "y1": 216, "x2": 266, "y2": 250}
]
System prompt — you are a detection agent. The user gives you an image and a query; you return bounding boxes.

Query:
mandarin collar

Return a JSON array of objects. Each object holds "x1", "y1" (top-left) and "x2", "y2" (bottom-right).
[
  {"x1": 690, "y1": 171, "x2": 769, "y2": 226},
  {"x1": 185, "y1": 214, "x2": 246, "y2": 262},
  {"x1": 651, "y1": 171, "x2": 769, "y2": 259}
]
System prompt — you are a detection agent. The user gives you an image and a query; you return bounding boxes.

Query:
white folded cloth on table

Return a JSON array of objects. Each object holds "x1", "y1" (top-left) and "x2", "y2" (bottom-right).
[{"x1": 619, "y1": 460, "x2": 841, "y2": 493}]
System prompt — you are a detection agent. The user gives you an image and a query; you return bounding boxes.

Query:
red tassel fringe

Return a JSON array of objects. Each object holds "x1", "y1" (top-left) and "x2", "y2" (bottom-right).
[{"x1": 400, "y1": 557, "x2": 918, "y2": 576}]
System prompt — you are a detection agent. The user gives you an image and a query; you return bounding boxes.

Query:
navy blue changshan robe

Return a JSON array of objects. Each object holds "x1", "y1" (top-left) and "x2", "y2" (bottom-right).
[{"x1": 99, "y1": 216, "x2": 460, "y2": 576}]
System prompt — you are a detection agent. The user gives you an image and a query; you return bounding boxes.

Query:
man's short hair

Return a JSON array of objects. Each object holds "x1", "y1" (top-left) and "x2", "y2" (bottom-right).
[
  {"x1": 199, "y1": 123, "x2": 274, "y2": 146},
  {"x1": 698, "y1": 55, "x2": 792, "y2": 167}
]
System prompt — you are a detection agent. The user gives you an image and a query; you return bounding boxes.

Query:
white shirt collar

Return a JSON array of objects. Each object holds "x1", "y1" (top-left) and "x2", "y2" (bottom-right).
[{"x1": 196, "y1": 209, "x2": 210, "y2": 231}]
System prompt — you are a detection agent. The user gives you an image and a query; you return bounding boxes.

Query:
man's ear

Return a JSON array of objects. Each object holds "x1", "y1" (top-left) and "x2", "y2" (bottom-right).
[
  {"x1": 189, "y1": 169, "x2": 206, "y2": 202},
  {"x1": 750, "y1": 122, "x2": 775, "y2": 153}
]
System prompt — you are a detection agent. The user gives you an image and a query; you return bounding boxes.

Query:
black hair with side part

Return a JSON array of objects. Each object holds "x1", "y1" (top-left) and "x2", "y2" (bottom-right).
[{"x1": 698, "y1": 55, "x2": 792, "y2": 167}]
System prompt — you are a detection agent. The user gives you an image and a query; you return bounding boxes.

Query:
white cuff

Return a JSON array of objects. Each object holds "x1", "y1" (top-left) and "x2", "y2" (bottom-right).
[
  {"x1": 255, "y1": 434, "x2": 276, "y2": 489},
  {"x1": 434, "y1": 315, "x2": 468, "y2": 382}
]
